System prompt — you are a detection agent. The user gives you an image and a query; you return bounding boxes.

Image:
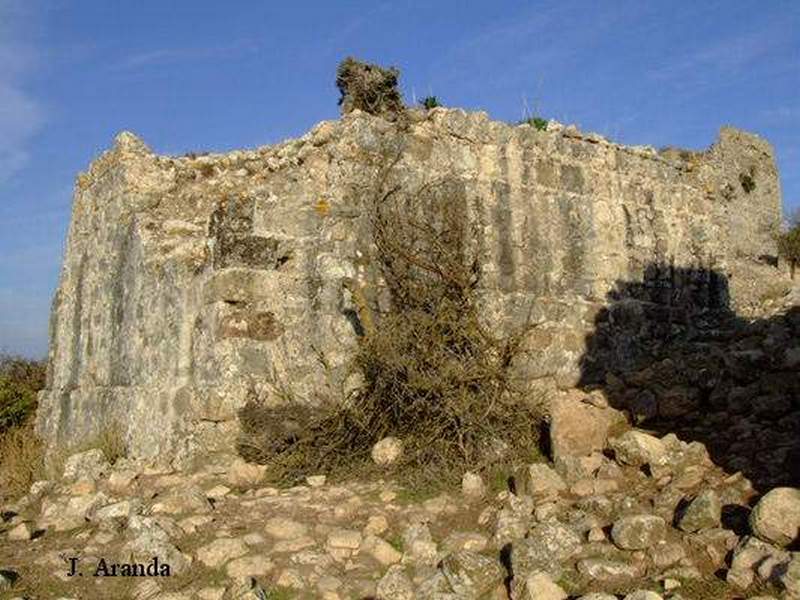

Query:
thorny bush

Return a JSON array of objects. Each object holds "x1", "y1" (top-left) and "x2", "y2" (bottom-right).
[{"x1": 238, "y1": 169, "x2": 543, "y2": 487}]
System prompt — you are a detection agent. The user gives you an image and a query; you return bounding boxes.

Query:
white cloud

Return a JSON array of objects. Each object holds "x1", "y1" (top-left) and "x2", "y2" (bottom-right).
[
  {"x1": 111, "y1": 39, "x2": 259, "y2": 71},
  {"x1": 0, "y1": 1, "x2": 44, "y2": 183}
]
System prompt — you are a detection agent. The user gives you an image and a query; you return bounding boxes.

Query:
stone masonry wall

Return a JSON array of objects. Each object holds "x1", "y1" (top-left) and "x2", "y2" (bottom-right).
[{"x1": 36, "y1": 108, "x2": 784, "y2": 464}]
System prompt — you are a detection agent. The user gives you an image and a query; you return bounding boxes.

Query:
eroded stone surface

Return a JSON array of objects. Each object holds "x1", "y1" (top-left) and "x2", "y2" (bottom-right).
[{"x1": 35, "y1": 109, "x2": 784, "y2": 462}]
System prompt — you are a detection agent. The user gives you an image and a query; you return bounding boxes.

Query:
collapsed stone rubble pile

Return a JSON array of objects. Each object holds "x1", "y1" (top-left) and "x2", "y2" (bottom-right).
[{"x1": 3, "y1": 368, "x2": 799, "y2": 599}]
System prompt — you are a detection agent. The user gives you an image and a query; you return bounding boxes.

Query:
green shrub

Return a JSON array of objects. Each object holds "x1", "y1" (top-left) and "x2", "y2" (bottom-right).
[
  {"x1": 419, "y1": 95, "x2": 442, "y2": 109},
  {"x1": 777, "y1": 221, "x2": 800, "y2": 279},
  {"x1": 0, "y1": 356, "x2": 46, "y2": 432},
  {"x1": 519, "y1": 116, "x2": 548, "y2": 131}
]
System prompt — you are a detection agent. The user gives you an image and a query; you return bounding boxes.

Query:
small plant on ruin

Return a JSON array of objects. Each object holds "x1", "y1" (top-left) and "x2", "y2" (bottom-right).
[
  {"x1": 520, "y1": 116, "x2": 548, "y2": 131},
  {"x1": 419, "y1": 95, "x2": 442, "y2": 109},
  {"x1": 336, "y1": 57, "x2": 405, "y2": 118},
  {"x1": 238, "y1": 164, "x2": 544, "y2": 487},
  {"x1": 777, "y1": 222, "x2": 800, "y2": 279},
  {"x1": 773, "y1": 208, "x2": 800, "y2": 279}
]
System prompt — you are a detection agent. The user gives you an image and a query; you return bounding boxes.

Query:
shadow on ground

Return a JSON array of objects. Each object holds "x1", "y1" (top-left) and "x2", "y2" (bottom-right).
[{"x1": 577, "y1": 263, "x2": 800, "y2": 492}]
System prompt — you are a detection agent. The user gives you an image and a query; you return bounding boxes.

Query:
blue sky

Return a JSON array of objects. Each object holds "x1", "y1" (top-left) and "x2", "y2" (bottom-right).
[{"x1": 1, "y1": 1, "x2": 798, "y2": 357}]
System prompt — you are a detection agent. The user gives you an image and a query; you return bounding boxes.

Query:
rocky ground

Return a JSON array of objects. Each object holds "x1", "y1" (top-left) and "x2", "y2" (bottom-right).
[
  {"x1": 3, "y1": 291, "x2": 799, "y2": 600},
  {"x1": 1, "y1": 406, "x2": 799, "y2": 600}
]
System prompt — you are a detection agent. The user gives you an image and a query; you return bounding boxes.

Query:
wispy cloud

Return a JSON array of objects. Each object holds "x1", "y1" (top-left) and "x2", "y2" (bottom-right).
[
  {"x1": 111, "y1": 39, "x2": 259, "y2": 71},
  {"x1": 0, "y1": 1, "x2": 45, "y2": 183},
  {"x1": 648, "y1": 13, "x2": 797, "y2": 90},
  {"x1": 761, "y1": 105, "x2": 800, "y2": 124}
]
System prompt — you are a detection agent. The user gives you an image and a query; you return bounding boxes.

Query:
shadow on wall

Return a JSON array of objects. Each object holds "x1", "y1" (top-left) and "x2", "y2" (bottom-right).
[{"x1": 577, "y1": 263, "x2": 800, "y2": 492}]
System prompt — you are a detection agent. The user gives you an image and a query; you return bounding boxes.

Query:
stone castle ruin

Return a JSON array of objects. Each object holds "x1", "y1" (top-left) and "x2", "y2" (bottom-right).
[{"x1": 36, "y1": 63, "x2": 786, "y2": 468}]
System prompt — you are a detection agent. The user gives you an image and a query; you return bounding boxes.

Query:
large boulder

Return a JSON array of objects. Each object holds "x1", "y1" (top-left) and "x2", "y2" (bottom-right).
[
  {"x1": 749, "y1": 487, "x2": 800, "y2": 547},
  {"x1": 62, "y1": 449, "x2": 110, "y2": 481},
  {"x1": 611, "y1": 514, "x2": 666, "y2": 550},
  {"x1": 609, "y1": 431, "x2": 668, "y2": 468},
  {"x1": 549, "y1": 395, "x2": 626, "y2": 461},
  {"x1": 511, "y1": 522, "x2": 582, "y2": 583},
  {"x1": 517, "y1": 570, "x2": 568, "y2": 600},
  {"x1": 676, "y1": 490, "x2": 722, "y2": 533},
  {"x1": 440, "y1": 550, "x2": 505, "y2": 599}
]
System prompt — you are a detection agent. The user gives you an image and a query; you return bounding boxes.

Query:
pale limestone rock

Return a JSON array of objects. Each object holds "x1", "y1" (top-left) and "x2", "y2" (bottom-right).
[
  {"x1": 527, "y1": 464, "x2": 567, "y2": 499},
  {"x1": 519, "y1": 570, "x2": 567, "y2": 600},
  {"x1": 196, "y1": 537, "x2": 248, "y2": 567},
  {"x1": 440, "y1": 550, "x2": 505, "y2": 598},
  {"x1": 306, "y1": 475, "x2": 327, "y2": 487},
  {"x1": 125, "y1": 517, "x2": 192, "y2": 574},
  {"x1": 326, "y1": 528, "x2": 362, "y2": 550},
  {"x1": 442, "y1": 531, "x2": 489, "y2": 553},
  {"x1": 623, "y1": 592, "x2": 663, "y2": 600},
  {"x1": 371, "y1": 437, "x2": 403, "y2": 466},
  {"x1": 494, "y1": 507, "x2": 528, "y2": 546},
  {"x1": 7, "y1": 522, "x2": 31, "y2": 541},
  {"x1": 611, "y1": 514, "x2": 666, "y2": 550},
  {"x1": 271, "y1": 536, "x2": 316, "y2": 553},
  {"x1": 555, "y1": 453, "x2": 604, "y2": 483},
  {"x1": 379, "y1": 490, "x2": 397, "y2": 502},
  {"x1": 549, "y1": 395, "x2": 625, "y2": 460},
  {"x1": 226, "y1": 459, "x2": 267, "y2": 488},
  {"x1": 577, "y1": 558, "x2": 642, "y2": 583},
  {"x1": 402, "y1": 522, "x2": 438, "y2": 566},
  {"x1": 587, "y1": 527, "x2": 605, "y2": 542},
  {"x1": 677, "y1": 489, "x2": 721, "y2": 532},
  {"x1": 242, "y1": 532, "x2": 265, "y2": 546},
  {"x1": 511, "y1": 522, "x2": 581, "y2": 582},
  {"x1": 92, "y1": 499, "x2": 141, "y2": 521},
  {"x1": 264, "y1": 516, "x2": 308, "y2": 540},
  {"x1": 224, "y1": 554, "x2": 273, "y2": 578},
  {"x1": 151, "y1": 484, "x2": 212, "y2": 515},
  {"x1": 178, "y1": 514, "x2": 213, "y2": 535},
  {"x1": 461, "y1": 472, "x2": 486, "y2": 500},
  {"x1": 363, "y1": 515, "x2": 389, "y2": 536},
  {"x1": 196, "y1": 588, "x2": 225, "y2": 600},
  {"x1": 205, "y1": 485, "x2": 230, "y2": 499},
  {"x1": 62, "y1": 449, "x2": 109, "y2": 481},
  {"x1": 40, "y1": 491, "x2": 110, "y2": 531},
  {"x1": 376, "y1": 565, "x2": 415, "y2": 600},
  {"x1": 609, "y1": 431, "x2": 668, "y2": 468},
  {"x1": 362, "y1": 535, "x2": 402, "y2": 566},
  {"x1": 727, "y1": 536, "x2": 789, "y2": 589},
  {"x1": 29, "y1": 480, "x2": 53, "y2": 498},
  {"x1": 648, "y1": 540, "x2": 686, "y2": 569},
  {"x1": 749, "y1": 487, "x2": 800, "y2": 547},
  {"x1": 107, "y1": 469, "x2": 138, "y2": 492}
]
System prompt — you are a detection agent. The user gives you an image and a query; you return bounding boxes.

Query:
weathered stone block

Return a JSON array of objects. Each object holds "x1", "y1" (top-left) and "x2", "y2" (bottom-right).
[{"x1": 35, "y1": 110, "x2": 785, "y2": 464}]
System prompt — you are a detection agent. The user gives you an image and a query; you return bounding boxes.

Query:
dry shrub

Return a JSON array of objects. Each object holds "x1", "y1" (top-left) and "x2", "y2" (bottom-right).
[
  {"x1": 239, "y1": 174, "x2": 543, "y2": 487},
  {"x1": 0, "y1": 422, "x2": 44, "y2": 500},
  {"x1": 336, "y1": 57, "x2": 404, "y2": 118},
  {"x1": 89, "y1": 423, "x2": 128, "y2": 465}
]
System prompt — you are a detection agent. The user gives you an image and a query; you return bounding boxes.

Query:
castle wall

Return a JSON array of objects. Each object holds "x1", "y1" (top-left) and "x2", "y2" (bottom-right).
[{"x1": 36, "y1": 109, "x2": 783, "y2": 463}]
